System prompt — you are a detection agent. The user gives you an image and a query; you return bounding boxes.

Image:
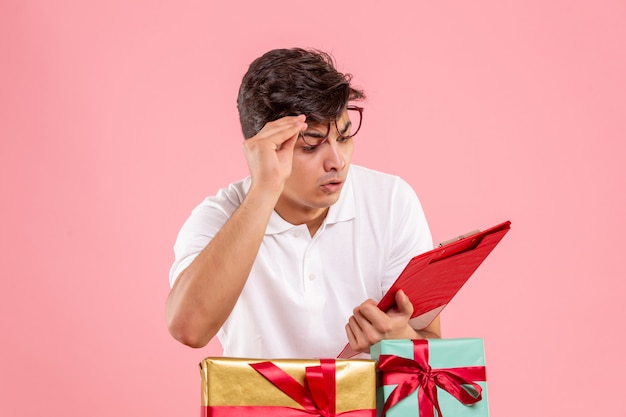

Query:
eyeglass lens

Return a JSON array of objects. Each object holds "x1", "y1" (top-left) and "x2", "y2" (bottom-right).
[{"x1": 300, "y1": 106, "x2": 363, "y2": 147}]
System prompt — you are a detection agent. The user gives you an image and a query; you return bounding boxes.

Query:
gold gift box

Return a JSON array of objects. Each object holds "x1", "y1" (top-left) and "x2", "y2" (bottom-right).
[{"x1": 200, "y1": 357, "x2": 376, "y2": 415}]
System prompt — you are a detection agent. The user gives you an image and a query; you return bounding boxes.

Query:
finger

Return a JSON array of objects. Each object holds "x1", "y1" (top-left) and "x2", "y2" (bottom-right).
[
  {"x1": 243, "y1": 120, "x2": 306, "y2": 159},
  {"x1": 354, "y1": 303, "x2": 387, "y2": 331},
  {"x1": 345, "y1": 322, "x2": 358, "y2": 349},
  {"x1": 346, "y1": 323, "x2": 369, "y2": 353},
  {"x1": 347, "y1": 315, "x2": 369, "y2": 350},
  {"x1": 361, "y1": 298, "x2": 378, "y2": 307},
  {"x1": 273, "y1": 114, "x2": 306, "y2": 125},
  {"x1": 275, "y1": 128, "x2": 300, "y2": 153},
  {"x1": 255, "y1": 115, "x2": 307, "y2": 143},
  {"x1": 393, "y1": 290, "x2": 414, "y2": 318},
  {"x1": 353, "y1": 307, "x2": 387, "y2": 346},
  {"x1": 268, "y1": 124, "x2": 307, "y2": 154},
  {"x1": 351, "y1": 309, "x2": 386, "y2": 352},
  {"x1": 350, "y1": 299, "x2": 377, "y2": 319},
  {"x1": 262, "y1": 114, "x2": 306, "y2": 129}
]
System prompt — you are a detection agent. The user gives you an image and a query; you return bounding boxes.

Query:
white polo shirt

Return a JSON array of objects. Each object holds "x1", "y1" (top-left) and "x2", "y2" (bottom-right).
[{"x1": 169, "y1": 165, "x2": 432, "y2": 358}]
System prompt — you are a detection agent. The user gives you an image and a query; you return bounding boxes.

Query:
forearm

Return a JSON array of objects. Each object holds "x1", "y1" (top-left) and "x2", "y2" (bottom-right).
[{"x1": 166, "y1": 188, "x2": 278, "y2": 347}]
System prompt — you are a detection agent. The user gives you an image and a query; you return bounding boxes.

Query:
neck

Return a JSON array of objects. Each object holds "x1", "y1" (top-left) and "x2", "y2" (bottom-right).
[{"x1": 305, "y1": 209, "x2": 328, "y2": 236}]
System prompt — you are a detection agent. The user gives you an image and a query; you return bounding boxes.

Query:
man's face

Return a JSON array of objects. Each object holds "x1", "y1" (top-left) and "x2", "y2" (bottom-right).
[{"x1": 276, "y1": 109, "x2": 355, "y2": 222}]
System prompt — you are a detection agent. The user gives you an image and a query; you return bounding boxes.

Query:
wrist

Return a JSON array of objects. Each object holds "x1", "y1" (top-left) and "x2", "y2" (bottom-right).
[
  {"x1": 402, "y1": 325, "x2": 421, "y2": 340},
  {"x1": 245, "y1": 184, "x2": 281, "y2": 210},
  {"x1": 414, "y1": 328, "x2": 441, "y2": 339}
]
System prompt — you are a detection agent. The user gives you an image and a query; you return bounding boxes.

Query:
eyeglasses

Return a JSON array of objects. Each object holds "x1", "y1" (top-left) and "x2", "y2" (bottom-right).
[{"x1": 299, "y1": 105, "x2": 363, "y2": 148}]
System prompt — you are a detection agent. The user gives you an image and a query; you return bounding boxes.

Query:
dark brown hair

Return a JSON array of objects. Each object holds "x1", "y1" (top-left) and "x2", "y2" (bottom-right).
[{"x1": 237, "y1": 48, "x2": 365, "y2": 139}]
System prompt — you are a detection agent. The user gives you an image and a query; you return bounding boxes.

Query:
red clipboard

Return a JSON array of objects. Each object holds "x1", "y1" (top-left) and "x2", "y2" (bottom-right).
[{"x1": 338, "y1": 220, "x2": 511, "y2": 358}]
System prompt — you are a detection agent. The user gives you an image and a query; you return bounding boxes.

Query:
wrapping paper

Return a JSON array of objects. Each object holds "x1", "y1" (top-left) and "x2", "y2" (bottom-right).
[
  {"x1": 371, "y1": 339, "x2": 489, "y2": 417},
  {"x1": 200, "y1": 357, "x2": 376, "y2": 416}
]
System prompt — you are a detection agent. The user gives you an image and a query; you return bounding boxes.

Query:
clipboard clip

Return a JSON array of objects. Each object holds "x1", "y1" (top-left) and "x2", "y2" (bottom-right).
[{"x1": 438, "y1": 229, "x2": 481, "y2": 247}]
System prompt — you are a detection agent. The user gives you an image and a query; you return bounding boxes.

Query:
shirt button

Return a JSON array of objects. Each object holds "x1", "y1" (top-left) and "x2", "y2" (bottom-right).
[
  {"x1": 293, "y1": 230, "x2": 301, "y2": 238},
  {"x1": 308, "y1": 274, "x2": 316, "y2": 281}
]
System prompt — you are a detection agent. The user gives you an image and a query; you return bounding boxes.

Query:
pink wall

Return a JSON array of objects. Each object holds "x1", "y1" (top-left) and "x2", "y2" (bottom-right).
[{"x1": 1, "y1": 1, "x2": 624, "y2": 416}]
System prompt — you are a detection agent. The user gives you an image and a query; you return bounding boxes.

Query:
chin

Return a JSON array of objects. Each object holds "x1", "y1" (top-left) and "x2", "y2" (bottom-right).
[{"x1": 318, "y1": 192, "x2": 342, "y2": 208}]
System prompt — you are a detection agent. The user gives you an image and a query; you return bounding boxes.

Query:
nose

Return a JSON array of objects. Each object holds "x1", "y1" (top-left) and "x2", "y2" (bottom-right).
[{"x1": 322, "y1": 138, "x2": 346, "y2": 172}]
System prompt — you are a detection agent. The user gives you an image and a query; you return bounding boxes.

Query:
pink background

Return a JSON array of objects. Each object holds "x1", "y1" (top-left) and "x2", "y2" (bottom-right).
[{"x1": 1, "y1": 1, "x2": 624, "y2": 416}]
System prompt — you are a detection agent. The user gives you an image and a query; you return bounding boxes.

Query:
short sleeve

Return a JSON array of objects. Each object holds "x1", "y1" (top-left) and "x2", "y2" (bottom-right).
[
  {"x1": 380, "y1": 177, "x2": 433, "y2": 294},
  {"x1": 168, "y1": 180, "x2": 247, "y2": 287}
]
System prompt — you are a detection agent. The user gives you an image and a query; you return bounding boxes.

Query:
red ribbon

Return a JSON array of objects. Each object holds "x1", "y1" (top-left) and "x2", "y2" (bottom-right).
[
  {"x1": 203, "y1": 359, "x2": 374, "y2": 417},
  {"x1": 377, "y1": 340, "x2": 486, "y2": 417}
]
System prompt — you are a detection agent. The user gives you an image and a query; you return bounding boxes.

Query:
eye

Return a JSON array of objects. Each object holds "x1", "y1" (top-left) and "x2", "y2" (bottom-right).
[
  {"x1": 301, "y1": 144, "x2": 320, "y2": 153},
  {"x1": 337, "y1": 135, "x2": 351, "y2": 143}
]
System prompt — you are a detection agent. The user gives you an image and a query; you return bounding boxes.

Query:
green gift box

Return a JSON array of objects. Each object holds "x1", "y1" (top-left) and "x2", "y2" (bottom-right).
[{"x1": 371, "y1": 338, "x2": 489, "y2": 417}]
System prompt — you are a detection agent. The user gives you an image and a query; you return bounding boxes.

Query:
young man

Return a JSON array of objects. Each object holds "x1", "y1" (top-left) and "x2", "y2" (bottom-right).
[{"x1": 166, "y1": 48, "x2": 440, "y2": 358}]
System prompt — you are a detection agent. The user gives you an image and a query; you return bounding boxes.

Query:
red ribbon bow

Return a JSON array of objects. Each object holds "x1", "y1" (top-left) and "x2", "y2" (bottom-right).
[
  {"x1": 248, "y1": 359, "x2": 374, "y2": 417},
  {"x1": 377, "y1": 340, "x2": 486, "y2": 417}
]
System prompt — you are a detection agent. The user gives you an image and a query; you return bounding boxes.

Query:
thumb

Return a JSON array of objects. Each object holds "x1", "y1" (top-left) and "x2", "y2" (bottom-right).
[{"x1": 395, "y1": 290, "x2": 414, "y2": 318}]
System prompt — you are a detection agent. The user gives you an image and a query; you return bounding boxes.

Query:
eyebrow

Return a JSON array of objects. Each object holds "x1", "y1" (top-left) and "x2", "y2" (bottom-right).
[
  {"x1": 301, "y1": 129, "x2": 328, "y2": 139},
  {"x1": 302, "y1": 120, "x2": 353, "y2": 139},
  {"x1": 338, "y1": 120, "x2": 352, "y2": 136}
]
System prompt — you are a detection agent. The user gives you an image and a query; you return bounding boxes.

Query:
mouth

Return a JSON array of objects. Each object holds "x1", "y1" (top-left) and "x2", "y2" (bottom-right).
[{"x1": 320, "y1": 179, "x2": 344, "y2": 193}]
